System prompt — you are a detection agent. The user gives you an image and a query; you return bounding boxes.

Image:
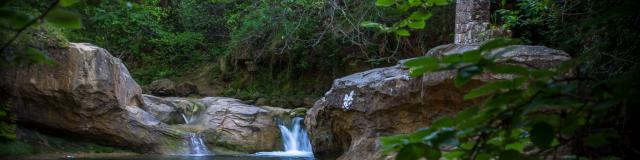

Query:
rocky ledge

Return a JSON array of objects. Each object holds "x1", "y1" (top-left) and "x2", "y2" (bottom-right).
[
  {"x1": 305, "y1": 44, "x2": 571, "y2": 160},
  {"x1": 0, "y1": 43, "x2": 294, "y2": 154}
]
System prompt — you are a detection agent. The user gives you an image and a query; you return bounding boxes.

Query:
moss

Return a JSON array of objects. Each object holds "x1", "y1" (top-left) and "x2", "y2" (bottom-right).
[
  {"x1": 289, "y1": 107, "x2": 308, "y2": 117},
  {"x1": 0, "y1": 141, "x2": 34, "y2": 156}
]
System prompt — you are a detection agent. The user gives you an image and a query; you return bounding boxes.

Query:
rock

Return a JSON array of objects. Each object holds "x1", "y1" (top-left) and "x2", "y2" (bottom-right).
[
  {"x1": 194, "y1": 97, "x2": 287, "y2": 152},
  {"x1": 270, "y1": 98, "x2": 288, "y2": 108},
  {"x1": 0, "y1": 43, "x2": 182, "y2": 153},
  {"x1": 175, "y1": 82, "x2": 199, "y2": 97},
  {"x1": 289, "y1": 107, "x2": 308, "y2": 117},
  {"x1": 141, "y1": 94, "x2": 291, "y2": 153},
  {"x1": 141, "y1": 94, "x2": 178, "y2": 123},
  {"x1": 305, "y1": 44, "x2": 570, "y2": 159},
  {"x1": 303, "y1": 97, "x2": 316, "y2": 107},
  {"x1": 288, "y1": 98, "x2": 304, "y2": 108},
  {"x1": 148, "y1": 79, "x2": 176, "y2": 96},
  {"x1": 255, "y1": 98, "x2": 269, "y2": 106}
]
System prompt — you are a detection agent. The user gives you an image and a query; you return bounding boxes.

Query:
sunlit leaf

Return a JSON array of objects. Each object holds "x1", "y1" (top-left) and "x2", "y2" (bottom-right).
[
  {"x1": 60, "y1": 0, "x2": 79, "y2": 7},
  {"x1": 376, "y1": 0, "x2": 395, "y2": 7},
  {"x1": 408, "y1": 21, "x2": 425, "y2": 29},
  {"x1": 395, "y1": 29, "x2": 410, "y2": 36},
  {"x1": 408, "y1": 11, "x2": 432, "y2": 21}
]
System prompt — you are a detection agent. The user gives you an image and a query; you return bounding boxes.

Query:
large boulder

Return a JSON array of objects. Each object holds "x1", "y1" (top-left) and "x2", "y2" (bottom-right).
[
  {"x1": 0, "y1": 43, "x2": 181, "y2": 153},
  {"x1": 305, "y1": 44, "x2": 571, "y2": 159},
  {"x1": 141, "y1": 95, "x2": 291, "y2": 153},
  {"x1": 195, "y1": 97, "x2": 288, "y2": 152}
]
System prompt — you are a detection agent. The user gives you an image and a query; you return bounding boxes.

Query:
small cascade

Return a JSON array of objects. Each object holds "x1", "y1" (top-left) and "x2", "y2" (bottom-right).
[
  {"x1": 178, "y1": 112, "x2": 211, "y2": 156},
  {"x1": 254, "y1": 117, "x2": 313, "y2": 157},
  {"x1": 181, "y1": 133, "x2": 211, "y2": 156}
]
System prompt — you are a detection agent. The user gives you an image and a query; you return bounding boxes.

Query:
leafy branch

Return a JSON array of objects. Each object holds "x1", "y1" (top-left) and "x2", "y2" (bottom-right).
[{"x1": 381, "y1": 38, "x2": 638, "y2": 159}]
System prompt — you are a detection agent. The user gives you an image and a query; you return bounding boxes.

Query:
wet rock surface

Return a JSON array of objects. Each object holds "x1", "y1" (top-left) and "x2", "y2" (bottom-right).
[{"x1": 305, "y1": 44, "x2": 571, "y2": 160}]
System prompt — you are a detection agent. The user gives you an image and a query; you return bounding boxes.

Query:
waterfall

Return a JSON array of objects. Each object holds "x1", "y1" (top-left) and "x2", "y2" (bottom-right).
[
  {"x1": 181, "y1": 113, "x2": 198, "y2": 124},
  {"x1": 254, "y1": 117, "x2": 313, "y2": 157},
  {"x1": 178, "y1": 112, "x2": 211, "y2": 156},
  {"x1": 181, "y1": 133, "x2": 211, "y2": 156}
]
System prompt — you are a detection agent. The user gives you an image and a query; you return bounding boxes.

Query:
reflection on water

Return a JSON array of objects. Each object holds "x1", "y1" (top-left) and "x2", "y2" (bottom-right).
[{"x1": 77, "y1": 155, "x2": 316, "y2": 160}]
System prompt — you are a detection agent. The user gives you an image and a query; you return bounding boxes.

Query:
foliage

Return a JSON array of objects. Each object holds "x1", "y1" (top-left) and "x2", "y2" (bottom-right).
[
  {"x1": 0, "y1": 0, "x2": 81, "y2": 66},
  {"x1": 381, "y1": 38, "x2": 639, "y2": 159},
  {"x1": 0, "y1": 100, "x2": 16, "y2": 142},
  {"x1": 0, "y1": 141, "x2": 34, "y2": 156},
  {"x1": 493, "y1": 0, "x2": 640, "y2": 79},
  {"x1": 362, "y1": 0, "x2": 448, "y2": 36}
]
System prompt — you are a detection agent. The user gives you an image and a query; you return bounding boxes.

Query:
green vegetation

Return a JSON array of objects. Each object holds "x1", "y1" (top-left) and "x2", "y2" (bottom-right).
[
  {"x1": 376, "y1": 0, "x2": 640, "y2": 159},
  {"x1": 1, "y1": 0, "x2": 638, "y2": 159},
  {"x1": 58, "y1": 0, "x2": 454, "y2": 98}
]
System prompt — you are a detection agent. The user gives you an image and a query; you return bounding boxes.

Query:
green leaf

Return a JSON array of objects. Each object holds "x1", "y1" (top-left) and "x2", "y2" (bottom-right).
[
  {"x1": 426, "y1": 0, "x2": 448, "y2": 6},
  {"x1": 404, "y1": 56, "x2": 438, "y2": 67},
  {"x1": 454, "y1": 106, "x2": 479, "y2": 123},
  {"x1": 60, "y1": 0, "x2": 79, "y2": 7},
  {"x1": 408, "y1": 0, "x2": 421, "y2": 6},
  {"x1": 380, "y1": 134, "x2": 408, "y2": 152},
  {"x1": 455, "y1": 65, "x2": 482, "y2": 87},
  {"x1": 424, "y1": 147, "x2": 441, "y2": 160},
  {"x1": 375, "y1": 0, "x2": 395, "y2": 7},
  {"x1": 463, "y1": 80, "x2": 512, "y2": 100},
  {"x1": 396, "y1": 143, "x2": 425, "y2": 160},
  {"x1": 461, "y1": 50, "x2": 482, "y2": 63},
  {"x1": 486, "y1": 65, "x2": 530, "y2": 76},
  {"x1": 408, "y1": 11, "x2": 432, "y2": 21},
  {"x1": 23, "y1": 48, "x2": 55, "y2": 65},
  {"x1": 479, "y1": 38, "x2": 521, "y2": 52},
  {"x1": 408, "y1": 21, "x2": 425, "y2": 29},
  {"x1": 0, "y1": 9, "x2": 32, "y2": 29},
  {"x1": 530, "y1": 122, "x2": 554, "y2": 148},
  {"x1": 360, "y1": 21, "x2": 382, "y2": 28},
  {"x1": 585, "y1": 129, "x2": 618, "y2": 148},
  {"x1": 431, "y1": 117, "x2": 453, "y2": 128},
  {"x1": 395, "y1": 29, "x2": 410, "y2": 37},
  {"x1": 499, "y1": 149, "x2": 522, "y2": 160},
  {"x1": 45, "y1": 8, "x2": 81, "y2": 29}
]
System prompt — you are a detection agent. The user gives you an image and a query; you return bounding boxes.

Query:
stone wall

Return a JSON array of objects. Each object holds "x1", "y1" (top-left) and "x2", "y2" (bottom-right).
[{"x1": 454, "y1": 0, "x2": 490, "y2": 45}]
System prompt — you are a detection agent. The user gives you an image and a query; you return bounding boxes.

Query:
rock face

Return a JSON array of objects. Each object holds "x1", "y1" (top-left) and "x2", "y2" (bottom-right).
[
  {"x1": 196, "y1": 97, "x2": 287, "y2": 152},
  {"x1": 141, "y1": 95, "x2": 290, "y2": 153},
  {"x1": 0, "y1": 43, "x2": 181, "y2": 153},
  {"x1": 455, "y1": 0, "x2": 490, "y2": 44},
  {"x1": 305, "y1": 44, "x2": 571, "y2": 160},
  {"x1": 148, "y1": 79, "x2": 176, "y2": 96},
  {"x1": 175, "y1": 82, "x2": 199, "y2": 97}
]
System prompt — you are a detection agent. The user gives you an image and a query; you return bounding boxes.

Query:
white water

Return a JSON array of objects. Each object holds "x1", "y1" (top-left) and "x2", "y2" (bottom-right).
[
  {"x1": 179, "y1": 113, "x2": 211, "y2": 156},
  {"x1": 181, "y1": 113, "x2": 198, "y2": 124},
  {"x1": 254, "y1": 117, "x2": 313, "y2": 157},
  {"x1": 181, "y1": 133, "x2": 212, "y2": 156}
]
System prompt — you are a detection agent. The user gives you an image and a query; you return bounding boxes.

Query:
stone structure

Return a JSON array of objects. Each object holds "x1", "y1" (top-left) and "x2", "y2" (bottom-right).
[{"x1": 454, "y1": 0, "x2": 491, "y2": 45}]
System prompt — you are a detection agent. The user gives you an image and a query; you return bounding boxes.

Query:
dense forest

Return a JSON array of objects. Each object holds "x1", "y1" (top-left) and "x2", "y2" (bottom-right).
[{"x1": 1, "y1": 0, "x2": 639, "y2": 159}]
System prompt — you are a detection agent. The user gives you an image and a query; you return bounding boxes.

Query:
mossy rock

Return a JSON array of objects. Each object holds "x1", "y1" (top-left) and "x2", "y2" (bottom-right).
[{"x1": 289, "y1": 107, "x2": 308, "y2": 117}]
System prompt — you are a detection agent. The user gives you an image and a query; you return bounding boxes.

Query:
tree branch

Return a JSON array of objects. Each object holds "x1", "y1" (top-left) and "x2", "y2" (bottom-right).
[{"x1": 0, "y1": 0, "x2": 60, "y2": 53}]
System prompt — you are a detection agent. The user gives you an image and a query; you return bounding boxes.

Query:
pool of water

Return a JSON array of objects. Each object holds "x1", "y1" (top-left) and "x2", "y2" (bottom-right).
[{"x1": 76, "y1": 155, "x2": 318, "y2": 160}]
